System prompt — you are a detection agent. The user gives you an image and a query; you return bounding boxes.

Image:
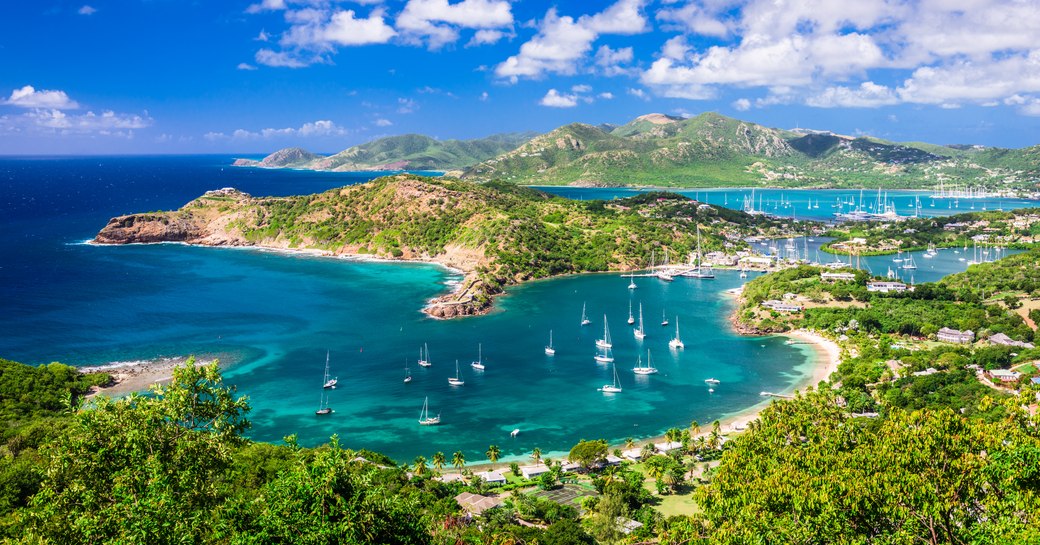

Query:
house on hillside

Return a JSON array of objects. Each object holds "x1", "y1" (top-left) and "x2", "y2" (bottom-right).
[
  {"x1": 937, "y1": 327, "x2": 975, "y2": 344},
  {"x1": 989, "y1": 369, "x2": 1022, "y2": 383},
  {"x1": 988, "y1": 333, "x2": 1035, "y2": 349},
  {"x1": 867, "y1": 281, "x2": 907, "y2": 293}
]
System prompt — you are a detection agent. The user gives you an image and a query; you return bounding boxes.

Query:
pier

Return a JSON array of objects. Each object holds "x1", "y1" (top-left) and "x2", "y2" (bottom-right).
[{"x1": 759, "y1": 391, "x2": 794, "y2": 399}]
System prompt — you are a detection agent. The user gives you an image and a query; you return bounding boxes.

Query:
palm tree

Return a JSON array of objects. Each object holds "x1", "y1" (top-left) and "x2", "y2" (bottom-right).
[
  {"x1": 709, "y1": 420, "x2": 722, "y2": 450},
  {"x1": 451, "y1": 450, "x2": 465, "y2": 470},
  {"x1": 413, "y1": 456, "x2": 428, "y2": 476},
  {"x1": 486, "y1": 444, "x2": 501, "y2": 467},
  {"x1": 531, "y1": 447, "x2": 542, "y2": 465},
  {"x1": 624, "y1": 437, "x2": 635, "y2": 450},
  {"x1": 640, "y1": 442, "x2": 657, "y2": 460},
  {"x1": 432, "y1": 451, "x2": 445, "y2": 471},
  {"x1": 689, "y1": 420, "x2": 701, "y2": 438}
]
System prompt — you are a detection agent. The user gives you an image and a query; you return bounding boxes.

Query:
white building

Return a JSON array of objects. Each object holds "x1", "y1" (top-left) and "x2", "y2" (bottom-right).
[
  {"x1": 867, "y1": 281, "x2": 907, "y2": 293},
  {"x1": 937, "y1": 327, "x2": 975, "y2": 344}
]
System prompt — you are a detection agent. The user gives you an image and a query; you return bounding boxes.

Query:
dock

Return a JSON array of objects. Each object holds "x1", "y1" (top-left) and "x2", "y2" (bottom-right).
[{"x1": 759, "y1": 391, "x2": 794, "y2": 399}]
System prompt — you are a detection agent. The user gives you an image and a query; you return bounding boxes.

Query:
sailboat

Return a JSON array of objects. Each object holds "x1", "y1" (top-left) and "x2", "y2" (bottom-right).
[
  {"x1": 627, "y1": 275, "x2": 637, "y2": 290},
  {"x1": 704, "y1": 378, "x2": 720, "y2": 385},
  {"x1": 418, "y1": 343, "x2": 432, "y2": 368},
  {"x1": 627, "y1": 301, "x2": 635, "y2": 325},
  {"x1": 740, "y1": 266, "x2": 748, "y2": 279},
  {"x1": 893, "y1": 250, "x2": 903, "y2": 263},
  {"x1": 321, "y1": 351, "x2": 337, "y2": 389},
  {"x1": 633, "y1": 303, "x2": 646, "y2": 340},
  {"x1": 599, "y1": 360, "x2": 622, "y2": 393},
  {"x1": 668, "y1": 317, "x2": 684, "y2": 350},
  {"x1": 595, "y1": 316, "x2": 613, "y2": 349},
  {"x1": 661, "y1": 309, "x2": 669, "y2": 326},
  {"x1": 633, "y1": 349, "x2": 658, "y2": 375},
  {"x1": 315, "y1": 389, "x2": 332, "y2": 416},
  {"x1": 594, "y1": 317, "x2": 614, "y2": 363},
  {"x1": 580, "y1": 302, "x2": 591, "y2": 326},
  {"x1": 544, "y1": 330, "x2": 555, "y2": 356},
  {"x1": 403, "y1": 359, "x2": 412, "y2": 383},
  {"x1": 685, "y1": 226, "x2": 715, "y2": 278},
  {"x1": 471, "y1": 344, "x2": 485, "y2": 370},
  {"x1": 418, "y1": 396, "x2": 440, "y2": 425},
  {"x1": 316, "y1": 358, "x2": 333, "y2": 415},
  {"x1": 448, "y1": 360, "x2": 465, "y2": 386},
  {"x1": 901, "y1": 254, "x2": 917, "y2": 270}
]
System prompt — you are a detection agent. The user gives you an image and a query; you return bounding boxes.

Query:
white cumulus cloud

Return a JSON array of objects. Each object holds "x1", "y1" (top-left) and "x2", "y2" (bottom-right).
[
  {"x1": 539, "y1": 89, "x2": 579, "y2": 108},
  {"x1": 3, "y1": 85, "x2": 80, "y2": 109},
  {"x1": 397, "y1": 0, "x2": 513, "y2": 49},
  {"x1": 208, "y1": 119, "x2": 347, "y2": 140},
  {"x1": 78, "y1": 5, "x2": 97, "y2": 15}
]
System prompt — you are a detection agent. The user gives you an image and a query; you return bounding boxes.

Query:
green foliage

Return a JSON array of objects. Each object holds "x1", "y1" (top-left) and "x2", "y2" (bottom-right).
[
  {"x1": 0, "y1": 358, "x2": 108, "y2": 423},
  {"x1": 695, "y1": 388, "x2": 1040, "y2": 543},
  {"x1": 568, "y1": 439, "x2": 608, "y2": 469}
]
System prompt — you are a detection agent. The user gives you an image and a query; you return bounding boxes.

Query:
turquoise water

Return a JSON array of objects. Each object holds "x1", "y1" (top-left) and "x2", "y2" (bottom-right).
[
  {"x1": 3, "y1": 156, "x2": 1002, "y2": 463},
  {"x1": 537, "y1": 187, "x2": 1040, "y2": 223}
]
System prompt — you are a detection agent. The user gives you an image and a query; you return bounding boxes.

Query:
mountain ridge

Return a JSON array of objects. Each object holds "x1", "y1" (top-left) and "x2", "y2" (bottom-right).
[{"x1": 234, "y1": 113, "x2": 1039, "y2": 190}]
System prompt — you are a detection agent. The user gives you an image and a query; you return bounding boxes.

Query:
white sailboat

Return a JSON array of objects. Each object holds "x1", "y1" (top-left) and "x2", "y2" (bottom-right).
[
  {"x1": 633, "y1": 349, "x2": 658, "y2": 375},
  {"x1": 594, "y1": 317, "x2": 614, "y2": 363},
  {"x1": 661, "y1": 309, "x2": 669, "y2": 326},
  {"x1": 684, "y1": 226, "x2": 716, "y2": 278},
  {"x1": 633, "y1": 303, "x2": 646, "y2": 340},
  {"x1": 901, "y1": 254, "x2": 917, "y2": 270},
  {"x1": 595, "y1": 316, "x2": 613, "y2": 349},
  {"x1": 668, "y1": 317, "x2": 684, "y2": 350},
  {"x1": 448, "y1": 360, "x2": 464, "y2": 386},
  {"x1": 544, "y1": 330, "x2": 555, "y2": 356},
  {"x1": 627, "y1": 275, "x2": 637, "y2": 290},
  {"x1": 418, "y1": 396, "x2": 440, "y2": 425},
  {"x1": 739, "y1": 267, "x2": 748, "y2": 279},
  {"x1": 418, "y1": 343, "x2": 432, "y2": 368},
  {"x1": 580, "y1": 302, "x2": 591, "y2": 326},
  {"x1": 321, "y1": 351, "x2": 337, "y2": 389},
  {"x1": 704, "y1": 378, "x2": 720, "y2": 385},
  {"x1": 403, "y1": 359, "x2": 412, "y2": 383},
  {"x1": 316, "y1": 359, "x2": 333, "y2": 415},
  {"x1": 627, "y1": 301, "x2": 635, "y2": 325},
  {"x1": 599, "y1": 360, "x2": 622, "y2": 393},
  {"x1": 471, "y1": 344, "x2": 485, "y2": 370}
]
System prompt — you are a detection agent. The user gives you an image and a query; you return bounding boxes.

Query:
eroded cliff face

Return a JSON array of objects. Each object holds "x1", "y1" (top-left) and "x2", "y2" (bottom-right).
[{"x1": 94, "y1": 213, "x2": 208, "y2": 245}]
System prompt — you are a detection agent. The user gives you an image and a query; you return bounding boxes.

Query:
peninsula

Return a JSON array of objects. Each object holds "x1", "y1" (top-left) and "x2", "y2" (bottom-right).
[{"x1": 94, "y1": 174, "x2": 793, "y2": 318}]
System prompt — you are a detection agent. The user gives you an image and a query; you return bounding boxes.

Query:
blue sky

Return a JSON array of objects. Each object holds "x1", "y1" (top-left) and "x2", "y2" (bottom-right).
[{"x1": 2, "y1": 0, "x2": 1039, "y2": 154}]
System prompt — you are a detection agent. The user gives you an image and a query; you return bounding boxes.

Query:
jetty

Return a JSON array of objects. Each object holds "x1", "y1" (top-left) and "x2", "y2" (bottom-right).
[{"x1": 759, "y1": 391, "x2": 794, "y2": 399}]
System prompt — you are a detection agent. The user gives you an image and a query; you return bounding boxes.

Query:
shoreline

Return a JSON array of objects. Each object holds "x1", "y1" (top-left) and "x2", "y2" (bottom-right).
[{"x1": 82, "y1": 355, "x2": 226, "y2": 398}]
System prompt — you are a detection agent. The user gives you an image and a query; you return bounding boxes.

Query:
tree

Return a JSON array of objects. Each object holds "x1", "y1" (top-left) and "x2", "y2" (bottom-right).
[
  {"x1": 640, "y1": 442, "x2": 658, "y2": 460},
  {"x1": 20, "y1": 360, "x2": 250, "y2": 543},
  {"x1": 451, "y1": 450, "x2": 465, "y2": 470},
  {"x1": 413, "y1": 456, "x2": 428, "y2": 476},
  {"x1": 486, "y1": 444, "x2": 501, "y2": 467},
  {"x1": 531, "y1": 447, "x2": 542, "y2": 465},
  {"x1": 568, "y1": 439, "x2": 608, "y2": 469},
  {"x1": 586, "y1": 492, "x2": 628, "y2": 545},
  {"x1": 542, "y1": 518, "x2": 595, "y2": 545},
  {"x1": 431, "y1": 451, "x2": 445, "y2": 471},
  {"x1": 624, "y1": 437, "x2": 636, "y2": 450}
]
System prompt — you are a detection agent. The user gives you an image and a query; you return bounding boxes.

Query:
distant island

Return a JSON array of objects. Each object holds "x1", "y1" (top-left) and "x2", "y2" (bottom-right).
[
  {"x1": 93, "y1": 175, "x2": 794, "y2": 318},
  {"x1": 234, "y1": 112, "x2": 1040, "y2": 191}
]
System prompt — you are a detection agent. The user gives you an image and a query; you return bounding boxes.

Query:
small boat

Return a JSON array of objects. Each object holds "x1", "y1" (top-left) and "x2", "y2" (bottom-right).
[
  {"x1": 418, "y1": 343, "x2": 432, "y2": 368},
  {"x1": 633, "y1": 303, "x2": 646, "y2": 340},
  {"x1": 739, "y1": 268, "x2": 748, "y2": 279},
  {"x1": 627, "y1": 275, "x2": 637, "y2": 290},
  {"x1": 448, "y1": 360, "x2": 464, "y2": 386},
  {"x1": 627, "y1": 301, "x2": 635, "y2": 325},
  {"x1": 510, "y1": 428, "x2": 520, "y2": 437},
  {"x1": 544, "y1": 330, "x2": 555, "y2": 356},
  {"x1": 403, "y1": 359, "x2": 412, "y2": 383},
  {"x1": 321, "y1": 351, "x2": 337, "y2": 389},
  {"x1": 599, "y1": 360, "x2": 622, "y2": 393},
  {"x1": 580, "y1": 302, "x2": 591, "y2": 326},
  {"x1": 661, "y1": 309, "x2": 669, "y2": 327},
  {"x1": 316, "y1": 363, "x2": 333, "y2": 415},
  {"x1": 633, "y1": 349, "x2": 658, "y2": 375},
  {"x1": 708, "y1": 388, "x2": 714, "y2": 393},
  {"x1": 418, "y1": 396, "x2": 440, "y2": 425},
  {"x1": 705, "y1": 378, "x2": 720, "y2": 385},
  {"x1": 471, "y1": 344, "x2": 485, "y2": 370},
  {"x1": 902, "y1": 254, "x2": 918, "y2": 270},
  {"x1": 668, "y1": 317, "x2": 684, "y2": 350},
  {"x1": 595, "y1": 316, "x2": 613, "y2": 349}
]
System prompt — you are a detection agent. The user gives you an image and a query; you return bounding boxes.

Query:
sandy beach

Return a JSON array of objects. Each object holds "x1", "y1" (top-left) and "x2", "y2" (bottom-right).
[{"x1": 82, "y1": 355, "x2": 224, "y2": 398}]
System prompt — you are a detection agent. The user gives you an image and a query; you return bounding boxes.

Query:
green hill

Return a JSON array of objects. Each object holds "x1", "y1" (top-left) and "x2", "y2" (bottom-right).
[{"x1": 94, "y1": 175, "x2": 787, "y2": 318}]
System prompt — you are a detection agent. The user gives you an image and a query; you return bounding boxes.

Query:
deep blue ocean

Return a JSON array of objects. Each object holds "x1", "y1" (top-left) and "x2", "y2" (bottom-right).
[{"x1": 2, "y1": 156, "x2": 1026, "y2": 462}]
